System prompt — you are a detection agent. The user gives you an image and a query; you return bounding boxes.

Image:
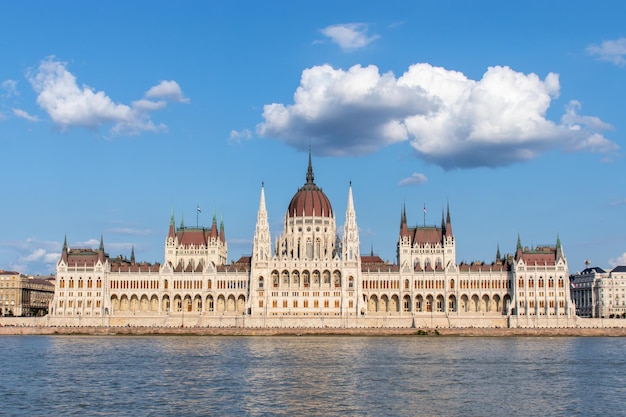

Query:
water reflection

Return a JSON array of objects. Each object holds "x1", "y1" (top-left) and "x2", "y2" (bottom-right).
[{"x1": 0, "y1": 336, "x2": 624, "y2": 416}]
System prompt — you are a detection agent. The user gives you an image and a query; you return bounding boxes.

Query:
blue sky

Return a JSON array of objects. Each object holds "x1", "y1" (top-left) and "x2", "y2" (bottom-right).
[{"x1": 1, "y1": 1, "x2": 624, "y2": 275}]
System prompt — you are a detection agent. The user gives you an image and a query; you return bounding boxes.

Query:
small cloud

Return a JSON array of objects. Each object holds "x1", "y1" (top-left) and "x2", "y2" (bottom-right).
[
  {"x1": 27, "y1": 56, "x2": 186, "y2": 136},
  {"x1": 398, "y1": 172, "x2": 428, "y2": 186},
  {"x1": 107, "y1": 227, "x2": 153, "y2": 236},
  {"x1": 609, "y1": 198, "x2": 626, "y2": 207},
  {"x1": 12, "y1": 108, "x2": 39, "y2": 122},
  {"x1": 74, "y1": 238, "x2": 101, "y2": 247},
  {"x1": 0, "y1": 237, "x2": 62, "y2": 275},
  {"x1": 132, "y1": 99, "x2": 167, "y2": 112},
  {"x1": 587, "y1": 38, "x2": 626, "y2": 66},
  {"x1": 609, "y1": 252, "x2": 626, "y2": 267},
  {"x1": 1, "y1": 79, "x2": 19, "y2": 97},
  {"x1": 320, "y1": 23, "x2": 379, "y2": 51},
  {"x1": 229, "y1": 128, "x2": 252, "y2": 143},
  {"x1": 145, "y1": 80, "x2": 189, "y2": 103}
]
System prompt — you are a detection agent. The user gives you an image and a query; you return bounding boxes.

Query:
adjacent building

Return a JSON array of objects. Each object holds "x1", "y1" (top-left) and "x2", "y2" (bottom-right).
[
  {"x1": 570, "y1": 264, "x2": 626, "y2": 318},
  {"x1": 0, "y1": 270, "x2": 55, "y2": 317},
  {"x1": 50, "y1": 154, "x2": 575, "y2": 327}
]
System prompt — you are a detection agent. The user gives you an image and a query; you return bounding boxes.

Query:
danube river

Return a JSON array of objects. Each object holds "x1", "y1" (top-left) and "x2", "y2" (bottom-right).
[{"x1": 1, "y1": 335, "x2": 624, "y2": 416}]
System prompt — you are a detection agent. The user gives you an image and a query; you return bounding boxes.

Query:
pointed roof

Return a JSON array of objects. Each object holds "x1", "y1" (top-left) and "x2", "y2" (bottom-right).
[
  {"x1": 287, "y1": 150, "x2": 333, "y2": 218},
  {"x1": 445, "y1": 203, "x2": 453, "y2": 238}
]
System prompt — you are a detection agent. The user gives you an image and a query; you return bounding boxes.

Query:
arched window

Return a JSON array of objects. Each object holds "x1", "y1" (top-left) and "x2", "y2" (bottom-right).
[{"x1": 258, "y1": 277, "x2": 264, "y2": 289}]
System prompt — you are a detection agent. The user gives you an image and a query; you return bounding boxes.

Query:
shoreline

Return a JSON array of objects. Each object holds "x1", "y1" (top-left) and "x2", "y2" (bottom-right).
[{"x1": 1, "y1": 326, "x2": 626, "y2": 337}]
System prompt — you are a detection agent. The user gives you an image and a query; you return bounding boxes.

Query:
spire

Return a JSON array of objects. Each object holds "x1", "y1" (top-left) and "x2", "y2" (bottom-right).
[
  {"x1": 556, "y1": 233, "x2": 564, "y2": 260},
  {"x1": 130, "y1": 246, "x2": 135, "y2": 264},
  {"x1": 343, "y1": 181, "x2": 359, "y2": 261},
  {"x1": 259, "y1": 182, "x2": 267, "y2": 214},
  {"x1": 168, "y1": 209, "x2": 176, "y2": 238},
  {"x1": 220, "y1": 214, "x2": 225, "y2": 243},
  {"x1": 61, "y1": 235, "x2": 68, "y2": 262},
  {"x1": 445, "y1": 202, "x2": 453, "y2": 238},
  {"x1": 515, "y1": 233, "x2": 523, "y2": 260},
  {"x1": 496, "y1": 244, "x2": 501, "y2": 262},
  {"x1": 210, "y1": 209, "x2": 218, "y2": 239},
  {"x1": 306, "y1": 146, "x2": 314, "y2": 185},
  {"x1": 180, "y1": 214, "x2": 185, "y2": 229},
  {"x1": 98, "y1": 234, "x2": 105, "y2": 262},
  {"x1": 400, "y1": 203, "x2": 409, "y2": 238},
  {"x1": 253, "y1": 181, "x2": 271, "y2": 261},
  {"x1": 346, "y1": 180, "x2": 355, "y2": 213}
]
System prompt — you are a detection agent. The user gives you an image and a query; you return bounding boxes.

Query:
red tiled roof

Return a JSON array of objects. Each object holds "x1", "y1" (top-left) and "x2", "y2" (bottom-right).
[{"x1": 401, "y1": 226, "x2": 443, "y2": 245}]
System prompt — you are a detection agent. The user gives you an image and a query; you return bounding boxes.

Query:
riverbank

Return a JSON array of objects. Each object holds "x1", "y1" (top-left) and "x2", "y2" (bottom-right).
[{"x1": 1, "y1": 325, "x2": 626, "y2": 337}]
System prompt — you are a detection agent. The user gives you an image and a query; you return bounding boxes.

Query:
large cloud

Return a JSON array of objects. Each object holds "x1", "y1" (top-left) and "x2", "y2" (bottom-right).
[
  {"x1": 27, "y1": 57, "x2": 188, "y2": 135},
  {"x1": 257, "y1": 63, "x2": 616, "y2": 169}
]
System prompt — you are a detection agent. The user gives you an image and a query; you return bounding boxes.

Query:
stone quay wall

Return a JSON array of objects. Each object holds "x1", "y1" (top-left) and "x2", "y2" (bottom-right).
[{"x1": 2, "y1": 315, "x2": 626, "y2": 336}]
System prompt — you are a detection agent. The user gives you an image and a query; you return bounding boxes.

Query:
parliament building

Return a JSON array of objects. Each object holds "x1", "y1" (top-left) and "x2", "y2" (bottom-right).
[{"x1": 49, "y1": 154, "x2": 575, "y2": 328}]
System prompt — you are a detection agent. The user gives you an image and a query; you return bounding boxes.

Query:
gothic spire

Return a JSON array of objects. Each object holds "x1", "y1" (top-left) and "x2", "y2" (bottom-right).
[
  {"x1": 445, "y1": 202, "x2": 453, "y2": 237},
  {"x1": 306, "y1": 146, "x2": 314, "y2": 185}
]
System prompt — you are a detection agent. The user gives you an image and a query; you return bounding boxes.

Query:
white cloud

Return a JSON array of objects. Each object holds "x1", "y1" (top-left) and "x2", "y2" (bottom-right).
[
  {"x1": 587, "y1": 38, "x2": 626, "y2": 66},
  {"x1": 257, "y1": 63, "x2": 616, "y2": 169},
  {"x1": 258, "y1": 64, "x2": 434, "y2": 156},
  {"x1": 145, "y1": 80, "x2": 189, "y2": 103},
  {"x1": 27, "y1": 57, "x2": 185, "y2": 135},
  {"x1": 398, "y1": 173, "x2": 428, "y2": 186},
  {"x1": 107, "y1": 227, "x2": 152, "y2": 236},
  {"x1": 1, "y1": 238, "x2": 62, "y2": 275},
  {"x1": 609, "y1": 252, "x2": 626, "y2": 267},
  {"x1": 1, "y1": 79, "x2": 19, "y2": 97},
  {"x1": 229, "y1": 128, "x2": 252, "y2": 143},
  {"x1": 12, "y1": 108, "x2": 39, "y2": 122},
  {"x1": 320, "y1": 23, "x2": 379, "y2": 51}
]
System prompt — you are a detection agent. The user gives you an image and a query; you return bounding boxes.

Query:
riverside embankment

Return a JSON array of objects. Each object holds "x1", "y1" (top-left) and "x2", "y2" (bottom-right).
[{"x1": 1, "y1": 325, "x2": 626, "y2": 337}]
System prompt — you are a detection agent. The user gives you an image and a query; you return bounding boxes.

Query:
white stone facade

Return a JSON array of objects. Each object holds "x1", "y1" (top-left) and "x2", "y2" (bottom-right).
[{"x1": 49, "y1": 155, "x2": 575, "y2": 327}]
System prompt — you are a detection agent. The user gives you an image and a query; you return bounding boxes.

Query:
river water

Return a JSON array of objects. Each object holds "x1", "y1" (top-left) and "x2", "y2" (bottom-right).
[{"x1": 1, "y1": 335, "x2": 624, "y2": 416}]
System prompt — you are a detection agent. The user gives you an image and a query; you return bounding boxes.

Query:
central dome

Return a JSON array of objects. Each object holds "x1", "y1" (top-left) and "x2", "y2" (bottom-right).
[{"x1": 287, "y1": 153, "x2": 333, "y2": 218}]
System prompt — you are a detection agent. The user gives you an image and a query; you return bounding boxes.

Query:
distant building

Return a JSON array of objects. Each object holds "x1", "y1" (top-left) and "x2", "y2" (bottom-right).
[
  {"x1": 570, "y1": 265, "x2": 626, "y2": 318},
  {"x1": 0, "y1": 270, "x2": 55, "y2": 317},
  {"x1": 49, "y1": 153, "x2": 574, "y2": 327}
]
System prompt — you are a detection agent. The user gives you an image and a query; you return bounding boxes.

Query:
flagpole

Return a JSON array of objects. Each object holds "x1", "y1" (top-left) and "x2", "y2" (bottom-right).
[
  {"x1": 423, "y1": 204, "x2": 426, "y2": 226},
  {"x1": 197, "y1": 204, "x2": 200, "y2": 228}
]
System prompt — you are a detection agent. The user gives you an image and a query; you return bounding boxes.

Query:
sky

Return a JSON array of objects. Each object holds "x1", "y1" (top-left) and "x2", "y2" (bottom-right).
[{"x1": 0, "y1": 1, "x2": 625, "y2": 276}]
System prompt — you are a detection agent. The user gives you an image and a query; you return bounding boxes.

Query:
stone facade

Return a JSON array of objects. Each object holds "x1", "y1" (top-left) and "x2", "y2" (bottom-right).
[
  {"x1": 0, "y1": 271, "x2": 55, "y2": 316},
  {"x1": 49, "y1": 154, "x2": 575, "y2": 327},
  {"x1": 570, "y1": 265, "x2": 626, "y2": 318}
]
